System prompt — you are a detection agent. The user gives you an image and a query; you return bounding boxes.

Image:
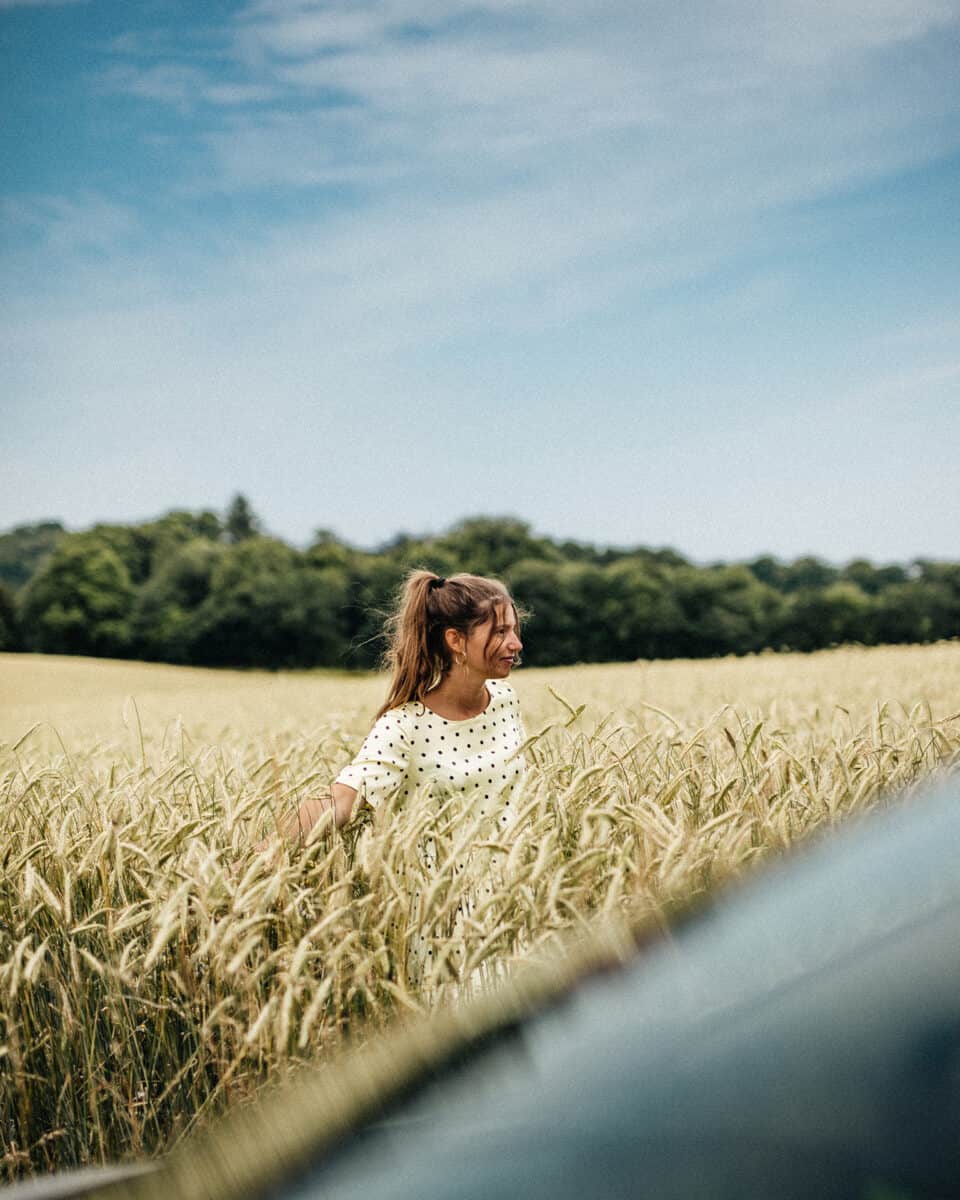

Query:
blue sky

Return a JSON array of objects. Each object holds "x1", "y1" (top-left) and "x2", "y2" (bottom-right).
[{"x1": 2, "y1": 0, "x2": 959, "y2": 563}]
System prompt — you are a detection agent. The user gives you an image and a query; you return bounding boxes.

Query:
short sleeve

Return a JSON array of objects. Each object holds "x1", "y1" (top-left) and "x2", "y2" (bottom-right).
[{"x1": 334, "y1": 710, "x2": 411, "y2": 809}]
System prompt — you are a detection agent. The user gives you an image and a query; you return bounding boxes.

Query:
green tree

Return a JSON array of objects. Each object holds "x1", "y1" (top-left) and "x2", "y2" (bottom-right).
[
  {"x1": 777, "y1": 582, "x2": 874, "y2": 652},
  {"x1": 18, "y1": 536, "x2": 136, "y2": 656},
  {"x1": 130, "y1": 539, "x2": 224, "y2": 663},
  {"x1": 141, "y1": 509, "x2": 222, "y2": 567},
  {"x1": 668, "y1": 566, "x2": 783, "y2": 657},
  {"x1": 911, "y1": 562, "x2": 960, "y2": 639},
  {"x1": 598, "y1": 558, "x2": 686, "y2": 660},
  {"x1": 417, "y1": 516, "x2": 563, "y2": 578},
  {"x1": 0, "y1": 582, "x2": 20, "y2": 650},
  {"x1": 841, "y1": 558, "x2": 908, "y2": 596},
  {"x1": 503, "y1": 560, "x2": 585, "y2": 666},
  {"x1": 871, "y1": 566, "x2": 960, "y2": 644},
  {"x1": 0, "y1": 521, "x2": 66, "y2": 591},
  {"x1": 306, "y1": 529, "x2": 355, "y2": 572},
  {"x1": 191, "y1": 538, "x2": 349, "y2": 668},
  {"x1": 82, "y1": 523, "x2": 155, "y2": 586},
  {"x1": 780, "y1": 556, "x2": 839, "y2": 593},
  {"x1": 224, "y1": 494, "x2": 261, "y2": 544},
  {"x1": 747, "y1": 555, "x2": 787, "y2": 591},
  {"x1": 342, "y1": 556, "x2": 409, "y2": 669},
  {"x1": 873, "y1": 582, "x2": 938, "y2": 644},
  {"x1": 81, "y1": 511, "x2": 222, "y2": 588}
]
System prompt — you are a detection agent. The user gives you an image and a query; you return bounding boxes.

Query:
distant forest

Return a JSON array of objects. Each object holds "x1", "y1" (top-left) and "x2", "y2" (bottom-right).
[{"x1": 1, "y1": 496, "x2": 957, "y2": 669}]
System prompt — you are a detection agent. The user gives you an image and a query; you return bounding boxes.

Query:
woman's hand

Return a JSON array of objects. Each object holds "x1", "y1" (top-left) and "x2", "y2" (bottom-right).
[{"x1": 253, "y1": 783, "x2": 359, "y2": 852}]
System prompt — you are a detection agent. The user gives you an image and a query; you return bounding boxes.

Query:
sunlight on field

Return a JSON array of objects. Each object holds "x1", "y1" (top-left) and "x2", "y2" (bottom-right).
[
  {"x1": 4, "y1": 642, "x2": 960, "y2": 752},
  {"x1": 2, "y1": 643, "x2": 959, "y2": 1179},
  {"x1": 0, "y1": 654, "x2": 379, "y2": 751}
]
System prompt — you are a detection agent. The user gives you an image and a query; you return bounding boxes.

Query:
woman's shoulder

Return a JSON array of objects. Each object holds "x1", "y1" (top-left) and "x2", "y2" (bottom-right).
[
  {"x1": 377, "y1": 698, "x2": 445, "y2": 736},
  {"x1": 367, "y1": 702, "x2": 418, "y2": 738}
]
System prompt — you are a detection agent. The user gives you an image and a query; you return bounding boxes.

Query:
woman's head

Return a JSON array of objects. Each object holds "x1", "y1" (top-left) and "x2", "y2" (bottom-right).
[{"x1": 377, "y1": 570, "x2": 523, "y2": 717}]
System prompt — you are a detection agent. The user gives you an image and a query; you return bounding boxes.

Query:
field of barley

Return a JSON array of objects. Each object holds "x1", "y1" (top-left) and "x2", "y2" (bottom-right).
[{"x1": 2, "y1": 643, "x2": 960, "y2": 1181}]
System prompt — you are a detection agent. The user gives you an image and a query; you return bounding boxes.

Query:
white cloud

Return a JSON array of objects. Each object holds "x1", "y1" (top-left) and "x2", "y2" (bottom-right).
[
  {"x1": 235, "y1": 7, "x2": 399, "y2": 57},
  {"x1": 99, "y1": 62, "x2": 208, "y2": 107},
  {"x1": 99, "y1": 62, "x2": 283, "y2": 111},
  {"x1": 1, "y1": 193, "x2": 141, "y2": 254},
  {"x1": 204, "y1": 81, "x2": 277, "y2": 104}
]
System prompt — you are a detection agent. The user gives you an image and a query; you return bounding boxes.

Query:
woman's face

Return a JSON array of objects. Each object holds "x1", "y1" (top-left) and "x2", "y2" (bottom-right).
[{"x1": 462, "y1": 601, "x2": 523, "y2": 678}]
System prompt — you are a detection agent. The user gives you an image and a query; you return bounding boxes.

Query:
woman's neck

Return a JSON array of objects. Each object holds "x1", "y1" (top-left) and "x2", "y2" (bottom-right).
[{"x1": 424, "y1": 671, "x2": 490, "y2": 720}]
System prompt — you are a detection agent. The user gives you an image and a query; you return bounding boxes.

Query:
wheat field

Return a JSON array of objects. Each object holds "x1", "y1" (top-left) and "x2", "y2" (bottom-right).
[{"x1": 2, "y1": 644, "x2": 960, "y2": 1180}]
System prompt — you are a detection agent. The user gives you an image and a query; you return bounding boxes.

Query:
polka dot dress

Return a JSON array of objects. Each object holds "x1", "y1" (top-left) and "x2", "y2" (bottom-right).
[
  {"x1": 335, "y1": 679, "x2": 527, "y2": 990},
  {"x1": 335, "y1": 678, "x2": 526, "y2": 815}
]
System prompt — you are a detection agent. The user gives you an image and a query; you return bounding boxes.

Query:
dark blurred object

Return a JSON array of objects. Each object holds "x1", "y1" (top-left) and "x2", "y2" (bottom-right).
[{"x1": 281, "y1": 777, "x2": 960, "y2": 1200}]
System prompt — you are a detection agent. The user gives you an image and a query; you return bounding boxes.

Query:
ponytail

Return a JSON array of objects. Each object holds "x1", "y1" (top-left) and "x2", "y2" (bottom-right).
[{"x1": 375, "y1": 570, "x2": 515, "y2": 719}]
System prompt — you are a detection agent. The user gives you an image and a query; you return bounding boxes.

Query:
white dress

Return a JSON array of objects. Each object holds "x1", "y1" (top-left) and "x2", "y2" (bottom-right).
[{"x1": 334, "y1": 678, "x2": 527, "y2": 990}]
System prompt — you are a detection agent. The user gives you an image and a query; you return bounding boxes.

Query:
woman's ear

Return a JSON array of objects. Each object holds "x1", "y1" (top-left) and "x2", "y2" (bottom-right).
[{"x1": 444, "y1": 627, "x2": 464, "y2": 657}]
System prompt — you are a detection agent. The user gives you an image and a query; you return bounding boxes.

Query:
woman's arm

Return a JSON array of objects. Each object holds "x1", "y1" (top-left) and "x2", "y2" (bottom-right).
[
  {"x1": 255, "y1": 782, "x2": 359, "y2": 852},
  {"x1": 256, "y1": 708, "x2": 409, "y2": 853}
]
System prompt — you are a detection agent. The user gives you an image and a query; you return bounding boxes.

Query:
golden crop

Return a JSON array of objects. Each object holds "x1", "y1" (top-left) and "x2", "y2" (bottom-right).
[{"x1": 1, "y1": 643, "x2": 959, "y2": 1180}]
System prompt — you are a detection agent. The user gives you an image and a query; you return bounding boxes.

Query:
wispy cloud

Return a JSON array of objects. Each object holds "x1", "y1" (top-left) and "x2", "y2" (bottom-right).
[
  {"x1": 97, "y1": 1, "x2": 960, "y2": 220},
  {"x1": 98, "y1": 62, "x2": 282, "y2": 111},
  {"x1": 1, "y1": 193, "x2": 141, "y2": 254},
  {"x1": 99, "y1": 62, "x2": 211, "y2": 107}
]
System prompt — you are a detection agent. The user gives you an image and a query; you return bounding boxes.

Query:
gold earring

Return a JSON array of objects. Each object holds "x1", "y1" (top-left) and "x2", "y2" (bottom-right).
[{"x1": 456, "y1": 652, "x2": 467, "y2": 668}]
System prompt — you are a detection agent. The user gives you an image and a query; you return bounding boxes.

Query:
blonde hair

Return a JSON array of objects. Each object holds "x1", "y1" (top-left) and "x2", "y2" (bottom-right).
[{"x1": 375, "y1": 571, "x2": 518, "y2": 719}]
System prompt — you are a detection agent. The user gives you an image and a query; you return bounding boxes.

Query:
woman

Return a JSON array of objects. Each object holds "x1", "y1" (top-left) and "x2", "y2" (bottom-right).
[
  {"x1": 272, "y1": 568, "x2": 527, "y2": 844},
  {"x1": 269, "y1": 570, "x2": 527, "y2": 989}
]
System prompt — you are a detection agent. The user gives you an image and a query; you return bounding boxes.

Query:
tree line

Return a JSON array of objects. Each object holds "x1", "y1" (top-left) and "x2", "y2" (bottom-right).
[{"x1": 0, "y1": 496, "x2": 957, "y2": 669}]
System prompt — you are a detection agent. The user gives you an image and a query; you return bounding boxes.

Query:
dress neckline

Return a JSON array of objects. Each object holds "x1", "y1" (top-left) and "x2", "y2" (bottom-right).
[{"x1": 420, "y1": 681, "x2": 494, "y2": 723}]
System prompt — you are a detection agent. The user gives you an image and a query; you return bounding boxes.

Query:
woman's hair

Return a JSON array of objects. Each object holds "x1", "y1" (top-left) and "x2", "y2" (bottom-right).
[{"x1": 375, "y1": 571, "x2": 519, "y2": 718}]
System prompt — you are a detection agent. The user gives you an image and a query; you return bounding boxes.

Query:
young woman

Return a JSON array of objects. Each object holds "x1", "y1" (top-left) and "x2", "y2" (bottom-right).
[{"x1": 273, "y1": 569, "x2": 527, "y2": 843}]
